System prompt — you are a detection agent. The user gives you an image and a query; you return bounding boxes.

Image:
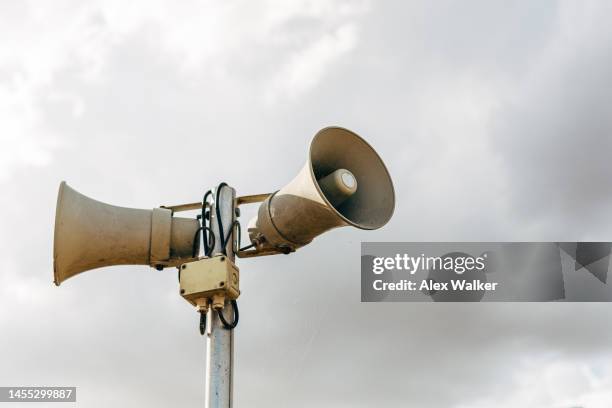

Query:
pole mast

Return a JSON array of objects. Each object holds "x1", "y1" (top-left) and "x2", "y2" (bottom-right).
[{"x1": 205, "y1": 184, "x2": 235, "y2": 408}]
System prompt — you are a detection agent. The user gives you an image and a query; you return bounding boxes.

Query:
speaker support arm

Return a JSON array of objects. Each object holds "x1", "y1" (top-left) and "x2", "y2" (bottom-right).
[
  {"x1": 161, "y1": 193, "x2": 287, "y2": 258},
  {"x1": 236, "y1": 193, "x2": 271, "y2": 205},
  {"x1": 160, "y1": 202, "x2": 201, "y2": 213},
  {"x1": 161, "y1": 193, "x2": 271, "y2": 213}
]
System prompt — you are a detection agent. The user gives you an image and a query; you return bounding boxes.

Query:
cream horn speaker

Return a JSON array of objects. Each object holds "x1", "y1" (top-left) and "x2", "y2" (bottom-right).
[
  {"x1": 247, "y1": 126, "x2": 395, "y2": 252},
  {"x1": 53, "y1": 182, "x2": 200, "y2": 285}
]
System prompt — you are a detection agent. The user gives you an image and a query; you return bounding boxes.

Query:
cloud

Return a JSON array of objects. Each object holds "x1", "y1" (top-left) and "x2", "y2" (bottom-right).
[
  {"x1": 0, "y1": 0, "x2": 368, "y2": 182},
  {"x1": 265, "y1": 22, "x2": 358, "y2": 103},
  {"x1": 491, "y1": 1, "x2": 612, "y2": 240},
  {"x1": 460, "y1": 357, "x2": 612, "y2": 408}
]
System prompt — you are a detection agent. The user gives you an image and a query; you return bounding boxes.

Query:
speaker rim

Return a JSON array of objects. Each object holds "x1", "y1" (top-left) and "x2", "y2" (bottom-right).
[
  {"x1": 308, "y1": 126, "x2": 395, "y2": 230},
  {"x1": 53, "y1": 181, "x2": 68, "y2": 286}
]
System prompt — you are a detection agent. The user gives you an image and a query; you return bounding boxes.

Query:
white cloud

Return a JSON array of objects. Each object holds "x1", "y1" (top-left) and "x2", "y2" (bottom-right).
[
  {"x1": 265, "y1": 22, "x2": 358, "y2": 103},
  {"x1": 457, "y1": 357, "x2": 612, "y2": 408},
  {"x1": 0, "y1": 0, "x2": 368, "y2": 182}
]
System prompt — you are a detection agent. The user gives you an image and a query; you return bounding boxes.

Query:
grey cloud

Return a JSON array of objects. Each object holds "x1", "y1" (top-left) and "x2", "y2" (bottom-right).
[{"x1": 490, "y1": 3, "x2": 612, "y2": 240}]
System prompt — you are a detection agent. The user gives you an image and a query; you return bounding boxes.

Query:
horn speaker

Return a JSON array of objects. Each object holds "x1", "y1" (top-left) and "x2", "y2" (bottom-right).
[
  {"x1": 53, "y1": 182, "x2": 199, "y2": 285},
  {"x1": 248, "y1": 126, "x2": 395, "y2": 252}
]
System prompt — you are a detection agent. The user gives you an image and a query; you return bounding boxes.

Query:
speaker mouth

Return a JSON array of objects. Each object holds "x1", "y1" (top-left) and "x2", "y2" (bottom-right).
[
  {"x1": 53, "y1": 181, "x2": 68, "y2": 286},
  {"x1": 309, "y1": 126, "x2": 395, "y2": 230}
]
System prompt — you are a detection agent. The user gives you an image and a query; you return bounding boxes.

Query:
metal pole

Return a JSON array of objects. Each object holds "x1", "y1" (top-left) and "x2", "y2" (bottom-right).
[{"x1": 205, "y1": 184, "x2": 235, "y2": 408}]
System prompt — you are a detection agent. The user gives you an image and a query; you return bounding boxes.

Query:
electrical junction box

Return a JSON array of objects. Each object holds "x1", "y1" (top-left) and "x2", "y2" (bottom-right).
[{"x1": 179, "y1": 256, "x2": 240, "y2": 306}]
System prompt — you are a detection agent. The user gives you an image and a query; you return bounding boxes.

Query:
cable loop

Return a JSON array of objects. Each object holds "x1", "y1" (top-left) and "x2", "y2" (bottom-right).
[
  {"x1": 217, "y1": 300, "x2": 239, "y2": 330},
  {"x1": 215, "y1": 183, "x2": 230, "y2": 255},
  {"x1": 199, "y1": 311, "x2": 207, "y2": 335}
]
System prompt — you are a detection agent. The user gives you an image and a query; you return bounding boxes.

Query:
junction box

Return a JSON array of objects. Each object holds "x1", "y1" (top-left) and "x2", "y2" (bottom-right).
[{"x1": 180, "y1": 256, "x2": 240, "y2": 308}]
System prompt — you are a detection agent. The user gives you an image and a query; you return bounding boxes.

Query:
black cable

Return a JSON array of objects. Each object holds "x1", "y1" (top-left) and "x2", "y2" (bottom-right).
[
  {"x1": 181, "y1": 226, "x2": 205, "y2": 283},
  {"x1": 224, "y1": 220, "x2": 241, "y2": 253},
  {"x1": 217, "y1": 300, "x2": 239, "y2": 330},
  {"x1": 232, "y1": 218, "x2": 255, "y2": 252},
  {"x1": 190, "y1": 214, "x2": 217, "y2": 261},
  {"x1": 203, "y1": 226, "x2": 215, "y2": 257},
  {"x1": 192, "y1": 227, "x2": 203, "y2": 258},
  {"x1": 215, "y1": 182, "x2": 229, "y2": 255},
  {"x1": 189, "y1": 190, "x2": 212, "y2": 262},
  {"x1": 199, "y1": 311, "x2": 207, "y2": 335},
  {"x1": 202, "y1": 191, "x2": 213, "y2": 256},
  {"x1": 202, "y1": 190, "x2": 213, "y2": 206}
]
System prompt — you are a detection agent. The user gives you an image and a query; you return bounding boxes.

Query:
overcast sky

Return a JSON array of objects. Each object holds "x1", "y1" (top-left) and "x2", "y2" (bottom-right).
[{"x1": 1, "y1": 1, "x2": 612, "y2": 407}]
